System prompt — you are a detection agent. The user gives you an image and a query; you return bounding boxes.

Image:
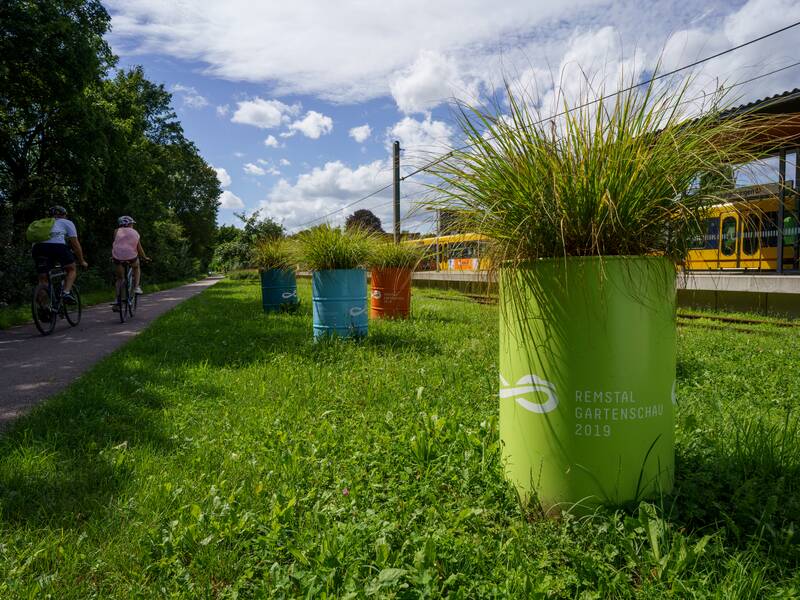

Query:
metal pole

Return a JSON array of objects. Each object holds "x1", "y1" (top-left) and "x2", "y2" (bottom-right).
[
  {"x1": 777, "y1": 150, "x2": 786, "y2": 274},
  {"x1": 393, "y1": 140, "x2": 401, "y2": 243},
  {"x1": 435, "y1": 209, "x2": 440, "y2": 272},
  {"x1": 795, "y1": 147, "x2": 799, "y2": 271}
]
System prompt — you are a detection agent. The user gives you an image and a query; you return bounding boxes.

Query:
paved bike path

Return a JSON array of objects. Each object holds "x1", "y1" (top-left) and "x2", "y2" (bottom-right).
[{"x1": 0, "y1": 277, "x2": 221, "y2": 428}]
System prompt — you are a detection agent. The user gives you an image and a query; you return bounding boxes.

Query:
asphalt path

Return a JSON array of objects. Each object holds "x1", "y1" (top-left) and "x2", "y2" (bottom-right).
[{"x1": 0, "y1": 277, "x2": 221, "y2": 428}]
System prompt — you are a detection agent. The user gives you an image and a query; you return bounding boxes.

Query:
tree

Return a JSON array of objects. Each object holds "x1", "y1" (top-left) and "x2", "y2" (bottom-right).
[
  {"x1": 235, "y1": 210, "x2": 284, "y2": 242},
  {"x1": 0, "y1": 0, "x2": 114, "y2": 227},
  {"x1": 345, "y1": 209, "x2": 383, "y2": 233}
]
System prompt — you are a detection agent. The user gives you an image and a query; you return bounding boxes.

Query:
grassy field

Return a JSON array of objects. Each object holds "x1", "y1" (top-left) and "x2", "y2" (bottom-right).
[
  {"x1": 0, "y1": 278, "x2": 201, "y2": 330},
  {"x1": 0, "y1": 279, "x2": 797, "y2": 598}
]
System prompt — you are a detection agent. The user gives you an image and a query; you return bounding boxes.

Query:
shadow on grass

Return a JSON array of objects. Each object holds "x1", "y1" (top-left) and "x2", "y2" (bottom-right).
[
  {"x1": 0, "y1": 357, "x2": 223, "y2": 527},
  {"x1": 667, "y1": 411, "x2": 800, "y2": 562},
  {"x1": 0, "y1": 281, "x2": 449, "y2": 528}
]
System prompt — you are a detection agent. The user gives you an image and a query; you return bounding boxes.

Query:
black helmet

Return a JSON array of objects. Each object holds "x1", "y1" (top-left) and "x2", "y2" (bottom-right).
[{"x1": 49, "y1": 205, "x2": 67, "y2": 217}]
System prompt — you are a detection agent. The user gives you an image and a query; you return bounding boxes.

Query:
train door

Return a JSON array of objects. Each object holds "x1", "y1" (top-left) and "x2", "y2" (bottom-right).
[
  {"x1": 718, "y1": 211, "x2": 740, "y2": 269},
  {"x1": 739, "y1": 213, "x2": 761, "y2": 269}
]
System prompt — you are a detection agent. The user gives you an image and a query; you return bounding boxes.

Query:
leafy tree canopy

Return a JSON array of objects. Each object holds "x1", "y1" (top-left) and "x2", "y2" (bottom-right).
[{"x1": 345, "y1": 209, "x2": 384, "y2": 233}]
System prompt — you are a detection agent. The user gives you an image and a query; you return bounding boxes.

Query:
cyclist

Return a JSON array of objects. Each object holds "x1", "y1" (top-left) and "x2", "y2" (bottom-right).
[
  {"x1": 31, "y1": 206, "x2": 88, "y2": 304},
  {"x1": 112, "y1": 216, "x2": 149, "y2": 306}
]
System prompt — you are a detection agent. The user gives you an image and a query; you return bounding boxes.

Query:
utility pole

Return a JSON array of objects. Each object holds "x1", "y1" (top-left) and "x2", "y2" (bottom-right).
[{"x1": 393, "y1": 140, "x2": 401, "y2": 243}]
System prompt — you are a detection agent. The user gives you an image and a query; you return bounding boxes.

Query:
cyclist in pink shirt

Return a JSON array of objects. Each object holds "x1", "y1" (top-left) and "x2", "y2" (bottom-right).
[{"x1": 112, "y1": 216, "x2": 149, "y2": 302}]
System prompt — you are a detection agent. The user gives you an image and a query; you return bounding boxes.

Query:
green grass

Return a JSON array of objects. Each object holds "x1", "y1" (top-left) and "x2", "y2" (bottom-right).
[
  {"x1": 0, "y1": 278, "x2": 200, "y2": 330},
  {"x1": 0, "y1": 279, "x2": 798, "y2": 597}
]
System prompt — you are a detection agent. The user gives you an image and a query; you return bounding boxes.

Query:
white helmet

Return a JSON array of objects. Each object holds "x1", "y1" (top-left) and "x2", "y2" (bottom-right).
[{"x1": 118, "y1": 215, "x2": 136, "y2": 226}]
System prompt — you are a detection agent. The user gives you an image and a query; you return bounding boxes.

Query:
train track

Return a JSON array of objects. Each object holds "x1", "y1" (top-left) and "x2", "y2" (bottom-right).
[{"x1": 424, "y1": 292, "x2": 798, "y2": 332}]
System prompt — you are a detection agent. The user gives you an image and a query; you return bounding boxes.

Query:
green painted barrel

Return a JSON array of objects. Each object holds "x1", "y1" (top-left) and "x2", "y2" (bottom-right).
[
  {"x1": 499, "y1": 257, "x2": 675, "y2": 512},
  {"x1": 260, "y1": 269, "x2": 299, "y2": 313}
]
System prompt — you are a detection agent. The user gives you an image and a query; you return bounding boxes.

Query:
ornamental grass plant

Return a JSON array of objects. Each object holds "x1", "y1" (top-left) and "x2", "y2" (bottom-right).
[
  {"x1": 427, "y1": 75, "x2": 783, "y2": 272},
  {"x1": 296, "y1": 224, "x2": 375, "y2": 271},
  {"x1": 251, "y1": 238, "x2": 296, "y2": 272},
  {"x1": 370, "y1": 242, "x2": 425, "y2": 270}
]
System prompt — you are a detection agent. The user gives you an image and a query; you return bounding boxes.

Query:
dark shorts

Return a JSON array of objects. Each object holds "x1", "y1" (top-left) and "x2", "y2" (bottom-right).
[
  {"x1": 112, "y1": 257, "x2": 139, "y2": 266},
  {"x1": 31, "y1": 243, "x2": 75, "y2": 274}
]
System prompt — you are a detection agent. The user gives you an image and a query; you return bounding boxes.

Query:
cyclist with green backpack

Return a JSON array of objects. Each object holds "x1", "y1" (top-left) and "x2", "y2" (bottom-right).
[{"x1": 29, "y1": 206, "x2": 88, "y2": 304}]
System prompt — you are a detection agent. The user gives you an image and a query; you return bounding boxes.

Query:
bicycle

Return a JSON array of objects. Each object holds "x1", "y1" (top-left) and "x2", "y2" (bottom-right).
[
  {"x1": 114, "y1": 260, "x2": 139, "y2": 323},
  {"x1": 31, "y1": 267, "x2": 82, "y2": 336}
]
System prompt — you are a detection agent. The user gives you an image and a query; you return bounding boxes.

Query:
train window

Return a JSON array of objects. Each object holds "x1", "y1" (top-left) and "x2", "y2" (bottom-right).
[
  {"x1": 762, "y1": 212, "x2": 799, "y2": 247},
  {"x1": 784, "y1": 215, "x2": 799, "y2": 247},
  {"x1": 703, "y1": 218, "x2": 719, "y2": 250},
  {"x1": 742, "y1": 215, "x2": 759, "y2": 255},
  {"x1": 761, "y1": 212, "x2": 778, "y2": 248},
  {"x1": 721, "y1": 217, "x2": 737, "y2": 256}
]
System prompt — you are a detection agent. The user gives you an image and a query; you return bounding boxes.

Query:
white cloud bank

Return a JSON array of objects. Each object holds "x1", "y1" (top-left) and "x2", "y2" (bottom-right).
[
  {"x1": 264, "y1": 135, "x2": 281, "y2": 148},
  {"x1": 261, "y1": 160, "x2": 390, "y2": 229},
  {"x1": 108, "y1": 0, "x2": 799, "y2": 112}
]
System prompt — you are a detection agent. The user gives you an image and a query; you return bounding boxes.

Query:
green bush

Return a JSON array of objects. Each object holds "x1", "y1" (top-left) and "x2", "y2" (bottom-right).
[{"x1": 211, "y1": 239, "x2": 252, "y2": 272}]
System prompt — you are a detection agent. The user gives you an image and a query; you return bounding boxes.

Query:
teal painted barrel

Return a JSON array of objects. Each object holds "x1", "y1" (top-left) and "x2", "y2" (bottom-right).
[
  {"x1": 312, "y1": 269, "x2": 368, "y2": 340},
  {"x1": 260, "y1": 269, "x2": 299, "y2": 313}
]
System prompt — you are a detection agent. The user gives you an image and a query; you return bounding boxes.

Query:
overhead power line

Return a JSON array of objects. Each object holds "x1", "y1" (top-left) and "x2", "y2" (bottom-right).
[
  {"x1": 401, "y1": 21, "x2": 800, "y2": 181},
  {"x1": 290, "y1": 20, "x2": 800, "y2": 231}
]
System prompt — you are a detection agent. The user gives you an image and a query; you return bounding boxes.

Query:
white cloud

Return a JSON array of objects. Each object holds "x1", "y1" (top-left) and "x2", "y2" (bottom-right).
[
  {"x1": 233, "y1": 151, "x2": 245, "y2": 158},
  {"x1": 220, "y1": 190, "x2": 244, "y2": 209},
  {"x1": 288, "y1": 110, "x2": 333, "y2": 139},
  {"x1": 390, "y1": 50, "x2": 477, "y2": 114},
  {"x1": 279, "y1": 158, "x2": 291, "y2": 166},
  {"x1": 213, "y1": 166, "x2": 231, "y2": 188},
  {"x1": 108, "y1": 0, "x2": 800, "y2": 110},
  {"x1": 231, "y1": 98, "x2": 300, "y2": 129},
  {"x1": 244, "y1": 162, "x2": 267, "y2": 176},
  {"x1": 264, "y1": 134, "x2": 281, "y2": 148},
  {"x1": 388, "y1": 116, "x2": 454, "y2": 153},
  {"x1": 349, "y1": 124, "x2": 372, "y2": 143},
  {"x1": 171, "y1": 84, "x2": 208, "y2": 109},
  {"x1": 216, "y1": 104, "x2": 230, "y2": 117},
  {"x1": 260, "y1": 160, "x2": 391, "y2": 229},
  {"x1": 106, "y1": 0, "x2": 601, "y2": 102},
  {"x1": 256, "y1": 159, "x2": 281, "y2": 175}
]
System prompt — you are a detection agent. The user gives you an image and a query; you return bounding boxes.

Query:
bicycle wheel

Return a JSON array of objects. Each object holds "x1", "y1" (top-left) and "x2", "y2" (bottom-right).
[
  {"x1": 31, "y1": 283, "x2": 56, "y2": 336},
  {"x1": 64, "y1": 285, "x2": 82, "y2": 326},
  {"x1": 127, "y1": 268, "x2": 137, "y2": 318}
]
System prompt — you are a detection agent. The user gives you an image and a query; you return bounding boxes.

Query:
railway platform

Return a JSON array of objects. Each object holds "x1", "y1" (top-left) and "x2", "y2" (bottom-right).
[{"x1": 409, "y1": 270, "x2": 800, "y2": 317}]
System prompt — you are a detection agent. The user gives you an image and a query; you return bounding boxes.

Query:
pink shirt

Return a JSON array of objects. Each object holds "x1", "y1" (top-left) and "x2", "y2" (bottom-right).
[{"x1": 112, "y1": 227, "x2": 140, "y2": 261}]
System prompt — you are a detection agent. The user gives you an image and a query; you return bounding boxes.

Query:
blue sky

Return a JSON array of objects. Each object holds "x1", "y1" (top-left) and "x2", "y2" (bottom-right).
[{"x1": 103, "y1": 0, "x2": 800, "y2": 232}]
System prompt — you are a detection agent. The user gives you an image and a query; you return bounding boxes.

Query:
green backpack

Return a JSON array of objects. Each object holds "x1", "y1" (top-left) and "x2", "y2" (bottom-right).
[{"x1": 26, "y1": 218, "x2": 55, "y2": 243}]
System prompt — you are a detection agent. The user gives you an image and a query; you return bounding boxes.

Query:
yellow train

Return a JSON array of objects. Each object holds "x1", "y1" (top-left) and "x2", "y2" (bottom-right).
[
  {"x1": 405, "y1": 233, "x2": 491, "y2": 272},
  {"x1": 685, "y1": 184, "x2": 798, "y2": 271},
  {"x1": 407, "y1": 184, "x2": 799, "y2": 273}
]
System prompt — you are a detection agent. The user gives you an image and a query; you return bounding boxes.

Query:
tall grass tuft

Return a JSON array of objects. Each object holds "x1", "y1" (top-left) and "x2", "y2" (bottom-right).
[
  {"x1": 371, "y1": 242, "x2": 424, "y2": 270},
  {"x1": 427, "y1": 75, "x2": 785, "y2": 270},
  {"x1": 251, "y1": 238, "x2": 296, "y2": 271},
  {"x1": 296, "y1": 224, "x2": 375, "y2": 271}
]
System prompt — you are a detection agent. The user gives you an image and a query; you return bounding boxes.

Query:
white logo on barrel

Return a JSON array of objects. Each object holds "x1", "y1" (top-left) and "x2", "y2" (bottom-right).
[
  {"x1": 371, "y1": 289, "x2": 382, "y2": 299},
  {"x1": 500, "y1": 374, "x2": 559, "y2": 414},
  {"x1": 281, "y1": 290, "x2": 297, "y2": 299},
  {"x1": 349, "y1": 306, "x2": 366, "y2": 317}
]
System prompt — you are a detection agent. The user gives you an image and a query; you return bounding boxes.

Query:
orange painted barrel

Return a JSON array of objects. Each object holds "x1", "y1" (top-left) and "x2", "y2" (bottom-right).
[{"x1": 370, "y1": 267, "x2": 412, "y2": 319}]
